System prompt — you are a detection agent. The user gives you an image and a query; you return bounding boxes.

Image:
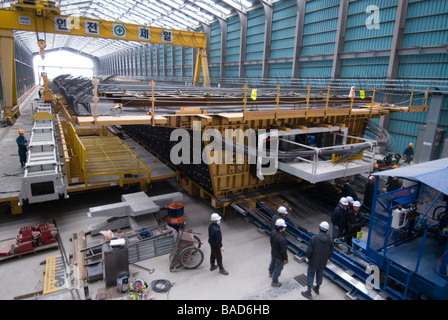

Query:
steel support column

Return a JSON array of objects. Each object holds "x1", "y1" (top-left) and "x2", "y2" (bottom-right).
[
  {"x1": 387, "y1": 0, "x2": 409, "y2": 79},
  {"x1": 380, "y1": 0, "x2": 409, "y2": 152},
  {"x1": 171, "y1": 46, "x2": 175, "y2": 77},
  {"x1": 331, "y1": 0, "x2": 349, "y2": 79},
  {"x1": 261, "y1": 2, "x2": 273, "y2": 79},
  {"x1": 417, "y1": 93, "x2": 444, "y2": 163},
  {"x1": 219, "y1": 18, "x2": 228, "y2": 80},
  {"x1": 238, "y1": 11, "x2": 248, "y2": 78},
  {"x1": 292, "y1": 0, "x2": 306, "y2": 79}
]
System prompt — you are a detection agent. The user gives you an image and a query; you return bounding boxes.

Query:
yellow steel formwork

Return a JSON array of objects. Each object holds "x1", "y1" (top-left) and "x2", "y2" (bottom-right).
[
  {"x1": 80, "y1": 136, "x2": 151, "y2": 188},
  {"x1": 53, "y1": 93, "x2": 153, "y2": 192}
]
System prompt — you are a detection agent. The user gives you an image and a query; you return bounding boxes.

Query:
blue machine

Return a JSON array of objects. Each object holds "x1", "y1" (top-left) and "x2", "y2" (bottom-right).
[
  {"x1": 234, "y1": 158, "x2": 448, "y2": 300},
  {"x1": 365, "y1": 158, "x2": 448, "y2": 300}
]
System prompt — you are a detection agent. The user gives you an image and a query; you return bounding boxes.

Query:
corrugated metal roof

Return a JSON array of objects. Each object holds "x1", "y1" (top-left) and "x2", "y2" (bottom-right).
[
  {"x1": 372, "y1": 157, "x2": 448, "y2": 194},
  {"x1": 1, "y1": 0, "x2": 259, "y2": 57}
]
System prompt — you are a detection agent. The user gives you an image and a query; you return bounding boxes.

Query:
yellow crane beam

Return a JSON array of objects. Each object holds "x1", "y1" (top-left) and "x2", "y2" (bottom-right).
[
  {"x1": 0, "y1": 9, "x2": 207, "y2": 49},
  {"x1": 0, "y1": 3, "x2": 210, "y2": 123}
]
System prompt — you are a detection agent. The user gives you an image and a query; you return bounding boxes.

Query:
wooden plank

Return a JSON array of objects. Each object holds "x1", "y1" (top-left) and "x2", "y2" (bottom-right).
[
  {"x1": 71, "y1": 231, "x2": 87, "y2": 287},
  {"x1": 77, "y1": 115, "x2": 168, "y2": 126}
]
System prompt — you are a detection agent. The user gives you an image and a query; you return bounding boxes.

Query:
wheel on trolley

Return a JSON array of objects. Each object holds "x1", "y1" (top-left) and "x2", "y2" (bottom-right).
[{"x1": 179, "y1": 246, "x2": 204, "y2": 269}]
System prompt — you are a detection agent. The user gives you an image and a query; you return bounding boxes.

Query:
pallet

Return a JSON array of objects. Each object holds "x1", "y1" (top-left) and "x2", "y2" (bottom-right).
[{"x1": 0, "y1": 238, "x2": 58, "y2": 262}]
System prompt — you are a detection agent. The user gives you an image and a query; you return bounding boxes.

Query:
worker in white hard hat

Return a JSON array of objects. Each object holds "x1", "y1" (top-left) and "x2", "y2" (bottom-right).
[
  {"x1": 269, "y1": 218, "x2": 288, "y2": 287},
  {"x1": 346, "y1": 196, "x2": 354, "y2": 206},
  {"x1": 331, "y1": 197, "x2": 349, "y2": 242},
  {"x1": 301, "y1": 221, "x2": 334, "y2": 299},
  {"x1": 271, "y1": 206, "x2": 288, "y2": 230},
  {"x1": 346, "y1": 201, "x2": 365, "y2": 246},
  {"x1": 208, "y1": 213, "x2": 229, "y2": 275},
  {"x1": 345, "y1": 196, "x2": 355, "y2": 221}
]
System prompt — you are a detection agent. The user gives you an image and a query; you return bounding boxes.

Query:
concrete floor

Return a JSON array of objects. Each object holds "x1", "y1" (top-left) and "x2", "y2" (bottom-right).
[
  {"x1": 0, "y1": 86, "x2": 349, "y2": 301},
  {"x1": 0, "y1": 179, "x2": 349, "y2": 301}
]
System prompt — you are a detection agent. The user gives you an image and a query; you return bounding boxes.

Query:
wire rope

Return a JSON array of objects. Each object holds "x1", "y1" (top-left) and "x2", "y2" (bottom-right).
[{"x1": 151, "y1": 279, "x2": 172, "y2": 294}]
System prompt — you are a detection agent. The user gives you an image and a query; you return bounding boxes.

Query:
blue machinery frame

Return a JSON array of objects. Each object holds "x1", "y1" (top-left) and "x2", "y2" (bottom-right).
[
  {"x1": 236, "y1": 175, "x2": 448, "y2": 300},
  {"x1": 364, "y1": 178, "x2": 448, "y2": 300}
]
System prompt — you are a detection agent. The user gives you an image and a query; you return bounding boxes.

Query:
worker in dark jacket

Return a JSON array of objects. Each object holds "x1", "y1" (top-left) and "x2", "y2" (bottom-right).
[
  {"x1": 364, "y1": 176, "x2": 376, "y2": 212},
  {"x1": 331, "y1": 197, "x2": 349, "y2": 241},
  {"x1": 16, "y1": 129, "x2": 28, "y2": 167},
  {"x1": 342, "y1": 182, "x2": 358, "y2": 201},
  {"x1": 403, "y1": 143, "x2": 414, "y2": 164},
  {"x1": 386, "y1": 176, "x2": 402, "y2": 192},
  {"x1": 346, "y1": 201, "x2": 365, "y2": 246},
  {"x1": 302, "y1": 221, "x2": 334, "y2": 299},
  {"x1": 269, "y1": 219, "x2": 288, "y2": 287},
  {"x1": 208, "y1": 213, "x2": 229, "y2": 275},
  {"x1": 271, "y1": 206, "x2": 288, "y2": 230}
]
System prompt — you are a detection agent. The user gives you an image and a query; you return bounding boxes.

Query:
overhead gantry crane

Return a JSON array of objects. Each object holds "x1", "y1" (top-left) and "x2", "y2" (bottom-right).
[{"x1": 0, "y1": 0, "x2": 210, "y2": 123}]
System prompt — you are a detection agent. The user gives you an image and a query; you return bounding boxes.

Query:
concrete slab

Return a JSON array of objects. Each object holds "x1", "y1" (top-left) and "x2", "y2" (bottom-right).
[{"x1": 0, "y1": 180, "x2": 349, "y2": 301}]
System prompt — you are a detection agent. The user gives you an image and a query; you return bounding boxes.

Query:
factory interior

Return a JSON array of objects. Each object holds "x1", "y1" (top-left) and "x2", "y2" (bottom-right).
[{"x1": 0, "y1": 0, "x2": 447, "y2": 306}]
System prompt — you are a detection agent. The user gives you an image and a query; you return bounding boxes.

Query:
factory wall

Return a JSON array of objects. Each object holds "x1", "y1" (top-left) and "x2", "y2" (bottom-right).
[
  {"x1": 14, "y1": 41, "x2": 35, "y2": 99},
  {"x1": 97, "y1": 0, "x2": 448, "y2": 156},
  {"x1": 0, "y1": 40, "x2": 35, "y2": 110}
]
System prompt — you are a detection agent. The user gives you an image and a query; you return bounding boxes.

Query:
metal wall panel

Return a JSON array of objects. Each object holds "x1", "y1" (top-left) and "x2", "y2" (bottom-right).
[
  {"x1": 210, "y1": 66, "x2": 221, "y2": 79},
  {"x1": 388, "y1": 98, "x2": 430, "y2": 154},
  {"x1": 184, "y1": 47, "x2": 193, "y2": 77},
  {"x1": 403, "y1": 0, "x2": 448, "y2": 48},
  {"x1": 299, "y1": 60, "x2": 333, "y2": 78},
  {"x1": 398, "y1": 54, "x2": 448, "y2": 80},
  {"x1": 301, "y1": 0, "x2": 339, "y2": 56},
  {"x1": 14, "y1": 41, "x2": 35, "y2": 99},
  {"x1": 340, "y1": 56, "x2": 390, "y2": 78},
  {"x1": 269, "y1": 0, "x2": 297, "y2": 78},
  {"x1": 226, "y1": 15, "x2": 241, "y2": 63},
  {"x1": 226, "y1": 65, "x2": 239, "y2": 77},
  {"x1": 245, "y1": 64, "x2": 263, "y2": 78},
  {"x1": 174, "y1": 47, "x2": 182, "y2": 77},
  {"x1": 269, "y1": 62, "x2": 293, "y2": 78},
  {"x1": 344, "y1": 0, "x2": 397, "y2": 52},
  {"x1": 246, "y1": 6, "x2": 265, "y2": 64},
  {"x1": 210, "y1": 21, "x2": 222, "y2": 65}
]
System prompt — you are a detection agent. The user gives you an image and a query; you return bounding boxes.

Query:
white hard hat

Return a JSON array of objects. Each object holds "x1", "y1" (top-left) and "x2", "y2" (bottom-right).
[
  {"x1": 353, "y1": 201, "x2": 362, "y2": 208},
  {"x1": 211, "y1": 213, "x2": 221, "y2": 221},
  {"x1": 275, "y1": 219, "x2": 287, "y2": 228},
  {"x1": 346, "y1": 196, "x2": 354, "y2": 204},
  {"x1": 277, "y1": 206, "x2": 288, "y2": 214},
  {"x1": 319, "y1": 221, "x2": 330, "y2": 232},
  {"x1": 339, "y1": 197, "x2": 349, "y2": 206}
]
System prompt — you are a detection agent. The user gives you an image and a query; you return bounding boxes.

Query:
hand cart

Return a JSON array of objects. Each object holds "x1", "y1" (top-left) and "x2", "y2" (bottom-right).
[{"x1": 169, "y1": 228, "x2": 203, "y2": 272}]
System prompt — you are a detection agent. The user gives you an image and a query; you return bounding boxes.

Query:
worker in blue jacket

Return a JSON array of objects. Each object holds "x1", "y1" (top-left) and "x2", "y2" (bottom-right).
[{"x1": 16, "y1": 129, "x2": 28, "y2": 167}]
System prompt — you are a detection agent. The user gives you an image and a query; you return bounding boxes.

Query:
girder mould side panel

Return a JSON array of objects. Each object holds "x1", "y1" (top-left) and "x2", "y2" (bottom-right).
[{"x1": 122, "y1": 125, "x2": 213, "y2": 195}]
